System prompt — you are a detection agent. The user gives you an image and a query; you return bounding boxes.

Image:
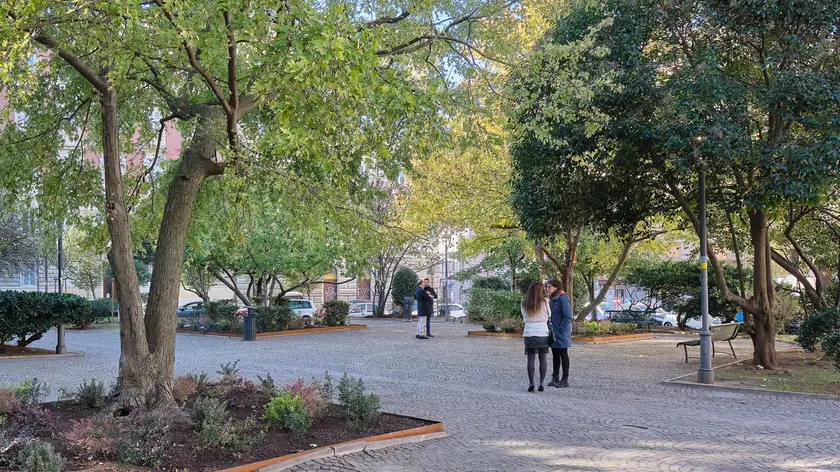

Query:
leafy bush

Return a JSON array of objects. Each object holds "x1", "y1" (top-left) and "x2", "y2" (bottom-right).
[
  {"x1": 198, "y1": 415, "x2": 261, "y2": 451},
  {"x1": 337, "y1": 373, "x2": 380, "y2": 428},
  {"x1": 323, "y1": 300, "x2": 349, "y2": 327},
  {"x1": 773, "y1": 286, "x2": 803, "y2": 334},
  {"x1": 391, "y1": 267, "x2": 419, "y2": 306},
  {"x1": 286, "y1": 316, "x2": 307, "y2": 330},
  {"x1": 284, "y1": 378, "x2": 327, "y2": 419},
  {"x1": 64, "y1": 416, "x2": 122, "y2": 458},
  {"x1": 17, "y1": 440, "x2": 63, "y2": 472},
  {"x1": 116, "y1": 409, "x2": 182, "y2": 468},
  {"x1": 255, "y1": 305, "x2": 295, "y2": 332},
  {"x1": 257, "y1": 373, "x2": 277, "y2": 397},
  {"x1": 89, "y1": 298, "x2": 117, "y2": 323},
  {"x1": 217, "y1": 360, "x2": 241, "y2": 377},
  {"x1": 466, "y1": 288, "x2": 523, "y2": 322},
  {"x1": 483, "y1": 319, "x2": 498, "y2": 332},
  {"x1": 264, "y1": 393, "x2": 310, "y2": 435},
  {"x1": 8, "y1": 404, "x2": 55, "y2": 437},
  {"x1": 0, "y1": 291, "x2": 91, "y2": 347},
  {"x1": 500, "y1": 317, "x2": 524, "y2": 334},
  {"x1": 13, "y1": 379, "x2": 49, "y2": 405},
  {"x1": 73, "y1": 379, "x2": 105, "y2": 408},
  {"x1": 797, "y1": 308, "x2": 840, "y2": 370},
  {"x1": 579, "y1": 321, "x2": 599, "y2": 337},
  {"x1": 473, "y1": 276, "x2": 508, "y2": 291},
  {"x1": 205, "y1": 301, "x2": 239, "y2": 323},
  {"x1": 172, "y1": 376, "x2": 198, "y2": 404},
  {"x1": 191, "y1": 397, "x2": 228, "y2": 426}
]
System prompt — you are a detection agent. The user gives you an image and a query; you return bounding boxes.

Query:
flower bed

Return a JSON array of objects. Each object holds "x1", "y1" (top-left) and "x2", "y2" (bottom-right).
[
  {"x1": 177, "y1": 301, "x2": 354, "y2": 336},
  {"x1": 0, "y1": 369, "x2": 439, "y2": 472},
  {"x1": 177, "y1": 324, "x2": 367, "y2": 337}
]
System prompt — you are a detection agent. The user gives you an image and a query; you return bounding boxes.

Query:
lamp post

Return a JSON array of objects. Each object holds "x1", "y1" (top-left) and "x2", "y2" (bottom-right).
[
  {"x1": 55, "y1": 222, "x2": 66, "y2": 354},
  {"x1": 696, "y1": 141, "x2": 713, "y2": 384}
]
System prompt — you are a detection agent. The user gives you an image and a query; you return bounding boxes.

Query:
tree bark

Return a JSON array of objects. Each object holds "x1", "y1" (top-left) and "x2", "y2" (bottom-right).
[
  {"x1": 748, "y1": 209, "x2": 778, "y2": 369},
  {"x1": 578, "y1": 237, "x2": 634, "y2": 320}
]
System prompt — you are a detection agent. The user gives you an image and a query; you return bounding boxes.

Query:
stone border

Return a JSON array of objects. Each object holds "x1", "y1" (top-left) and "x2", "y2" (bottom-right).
[
  {"x1": 218, "y1": 419, "x2": 446, "y2": 472},
  {"x1": 0, "y1": 352, "x2": 84, "y2": 361},
  {"x1": 177, "y1": 325, "x2": 367, "y2": 338},
  {"x1": 466, "y1": 330, "x2": 522, "y2": 338},
  {"x1": 572, "y1": 333, "x2": 655, "y2": 343},
  {"x1": 663, "y1": 349, "x2": 840, "y2": 401}
]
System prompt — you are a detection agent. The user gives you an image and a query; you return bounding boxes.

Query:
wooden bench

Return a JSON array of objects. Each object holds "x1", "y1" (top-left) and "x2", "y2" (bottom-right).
[{"x1": 676, "y1": 322, "x2": 740, "y2": 363}]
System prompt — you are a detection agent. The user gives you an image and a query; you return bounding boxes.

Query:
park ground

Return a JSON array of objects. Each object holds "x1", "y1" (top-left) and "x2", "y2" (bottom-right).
[{"x1": 2, "y1": 320, "x2": 839, "y2": 472}]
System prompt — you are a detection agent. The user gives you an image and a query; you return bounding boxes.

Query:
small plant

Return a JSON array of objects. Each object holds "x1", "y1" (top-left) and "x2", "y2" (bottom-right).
[
  {"x1": 580, "y1": 321, "x2": 599, "y2": 337},
  {"x1": 0, "y1": 387, "x2": 21, "y2": 418},
  {"x1": 115, "y1": 409, "x2": 183, "y2": 468},
  {"x1": 13, "y1": 379, "x2": 49, "y2": 405},
  {"x1": 172, "y1": 376, "x2": 198, "y2": 404},
  {"x1": 74, "y1": 379, "x2": 105, "y2": 408},
  {"x1": 64, "y1": 416, "x2": 122, "y2": 458},
  {"x1": 284, "y1": 378, "x2": 327, "y2": 419},
  {"x1": 8, "y1": 404, "x2": 55, "y2": 437},
  {"x1": 257, "y1": 373, "x2": 277, "y2": 397},
  {"x1": 217, "y1": 359, "x2": 241, "y2": 377},
  {"x1": 264, "y1": 393, "x2": 310, "y2": 435},
  {"x1": 483, "y1": 319, "x2": 498, "y2": 332},
  {"x1": 191, "y1": 397, "x2": 228, "y2": 426},
  {"x1": 199, "y1": 416, "x2": 262, "y2": 451},
  {"x1": 319, "y1": 371, "x2": 334, "y2": 404},
  {"x1": 188, "y1": 372, "x2": 209, "y2": 395},
  {"x1": 17, "y1": 440, "x2": 63, "y2": 472},
  {"x1": 337, "y1": 373, "x2": 380, "y2": 428},
  {"x1": 286, "y1": 316, "x2": 307, "y2": 330}
]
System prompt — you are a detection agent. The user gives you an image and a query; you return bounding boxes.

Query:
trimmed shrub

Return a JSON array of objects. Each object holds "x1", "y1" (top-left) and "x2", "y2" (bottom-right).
[
  {"x1": 255, "y1": 305, "x2": 295, "y2": 332},
  {"x1": 337, "y1": 373, "x2": 380, "y2": 429},
  {"x1": 391, "y1": 267, "x2": 419, "y2": 306},
  {"x1": 797, "y1": 307, "x2": 840, "y2": 370},
  {"x1": 89, "y1": 298, "x2": 117, "y2": 323},
  {"x1": 264, "y1": 393, "x2": 310, "y2": 435},
  {"x1": 500, "y1": 317, "x2": 524, "y2": 334},
  {"x1": 17, "y1": 440, "x2": 63, "y2": 472},
  {"x1": 473, "y1": 276, "x2": 508, "y2": 291},
  {"x1": 205, "y1": 301, "x2": 239, "y2": 323},
  {"x1": 483, "y1": 319, "x2": 498, "y2": 332},
  {"x1": 0, "y1": 291, "x2": 90, "y2": 347},
  {"x1": 54, "y1": 294, "x2": 94, "y2": 329},
  {"x1": 323, "y1": 300, "x2": 349, "y2": 327},
  {"x1": 466, "y1": 288, "x2": 523, "y2": 322}
]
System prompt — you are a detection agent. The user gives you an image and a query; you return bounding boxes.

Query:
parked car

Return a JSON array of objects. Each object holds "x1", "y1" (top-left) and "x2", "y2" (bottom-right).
[
  {"x1": 348, "y1": 302, "x2": 376, "y2": 317},
  {"x1": 177, "y1": 301, "x2": 206, "y2": 318},
  {"x1": 287, "y1": 299, "x2": 316, "y2": 318},
  {"x1": 787, "y1": 316, "x2": 803, "y2": 335},
  {"x1": 438, "y1": 304, "x2": 466, "y2": 319},
  {"x1": 650, "y1": 309, "x2": 679, "y2": 327},
  {"x1": 685, "y1": 316, "x2": 724, "y2": 329}
]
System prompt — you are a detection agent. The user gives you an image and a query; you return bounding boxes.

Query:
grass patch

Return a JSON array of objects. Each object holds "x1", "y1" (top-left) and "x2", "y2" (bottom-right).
[{"x1": 713, "y1": 350, "x2": 840, "y2": 396}]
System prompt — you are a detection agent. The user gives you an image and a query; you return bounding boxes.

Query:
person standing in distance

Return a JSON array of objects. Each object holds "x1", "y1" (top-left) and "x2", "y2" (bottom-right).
[
  {"x1": 423, "y1": 278, "x2": 438, "y2": 338},
  {"x1": 546, "y1": 279, "x2": 573, "y2": 387},
  {"x1": 414, "y1": 280, "x2": 431, "y2": 339}
]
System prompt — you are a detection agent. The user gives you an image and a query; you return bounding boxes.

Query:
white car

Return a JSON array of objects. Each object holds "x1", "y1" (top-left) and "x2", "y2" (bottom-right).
[
  {"x1": 438, "y1": 304, "x2": 466, "y2": 319},
  {"x1": 287, "y1": 299, "x2": 316, "y2": 318},
  {"x1": 686, "y1": 316, "x2": 723, "y2": 329},
  {"x1": 348, "y1": 302, "x2": 376, "y2": 317}
]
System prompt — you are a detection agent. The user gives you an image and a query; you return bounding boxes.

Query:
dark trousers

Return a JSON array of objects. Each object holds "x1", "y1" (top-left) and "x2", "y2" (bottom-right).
[
  {"x1": 552, "y1": 347, "x2": 570, "y2": 380},
  {"x1": 426, "y1": 312, "x2": 432, "y2": 335}
]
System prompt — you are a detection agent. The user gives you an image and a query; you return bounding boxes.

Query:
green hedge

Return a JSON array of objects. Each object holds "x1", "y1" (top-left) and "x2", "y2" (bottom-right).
[
  {"x1": 323, "y1": 300, "x2": 349, "y2": 327},
  {"x1": 0, "y1": 291, "x2": 92, "y2": 347},
  {"x1": 255, "y1": 305, "x2": 296, "y2": 332},
  {"x1": 466, "y1": 288, "x2": 523, "y2": 322},
  {"x1": 797, "y1": 308, "x2": 840, "y2": 370}
]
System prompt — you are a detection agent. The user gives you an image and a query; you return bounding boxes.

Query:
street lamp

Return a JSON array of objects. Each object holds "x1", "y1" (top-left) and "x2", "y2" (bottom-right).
[
  {"x1": 695, "y1": 137, "x2": 713, "y2": 384},
  {"x1": 56, "y1": 221, "x2": 66, "y2": 354}
]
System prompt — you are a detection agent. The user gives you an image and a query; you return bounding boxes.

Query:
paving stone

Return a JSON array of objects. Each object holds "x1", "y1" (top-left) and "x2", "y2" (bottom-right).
[{"x1": 6, "y1": 320, "x2": 840, "y2": 472}]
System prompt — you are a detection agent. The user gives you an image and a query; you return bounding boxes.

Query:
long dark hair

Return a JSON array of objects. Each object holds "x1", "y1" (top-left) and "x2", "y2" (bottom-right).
[
  {"x1": 546, "y1": 279, "x2": 564, "y2": 293},
  {"x1": 522, "y1": 282, "x2": 547, "y2": 318}
]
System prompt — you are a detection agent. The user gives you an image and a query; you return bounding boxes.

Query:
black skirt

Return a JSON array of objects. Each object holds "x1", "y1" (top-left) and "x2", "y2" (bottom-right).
[{"x1": 524, "y1": 336, "x2": 550, "y2": 355}]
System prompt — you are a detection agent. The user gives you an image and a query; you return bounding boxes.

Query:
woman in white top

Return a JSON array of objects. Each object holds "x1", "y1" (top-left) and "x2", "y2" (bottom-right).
[{"x1": 521, "y1": 282, "x2": 551, "y2": 392}]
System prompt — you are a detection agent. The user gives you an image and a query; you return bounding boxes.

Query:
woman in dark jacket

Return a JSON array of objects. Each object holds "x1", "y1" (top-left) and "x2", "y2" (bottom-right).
[{"x1": 546, "y1": 279, "x2": 572, "y2": 388}]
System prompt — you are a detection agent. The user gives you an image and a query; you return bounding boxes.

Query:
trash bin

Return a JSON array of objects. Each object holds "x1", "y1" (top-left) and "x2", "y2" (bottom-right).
[
  {"x1": 243, "y1": 306, "x2": 256, "y2": 341},
  {"x1": 403, "y1": 296, "x2": 414, "y2": 321}
]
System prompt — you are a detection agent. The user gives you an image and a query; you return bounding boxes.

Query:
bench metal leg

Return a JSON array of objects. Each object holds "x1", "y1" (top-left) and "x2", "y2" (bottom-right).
[
  {"x1": 683, "y1": 344, "x2": 688, "y2": 363},
  {"x1": 729, "y1": 340, "x2": 737, "y2": 359}
]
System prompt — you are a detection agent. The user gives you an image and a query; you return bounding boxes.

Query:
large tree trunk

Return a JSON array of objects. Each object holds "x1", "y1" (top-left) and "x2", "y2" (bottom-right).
[
  {"x1": 122, "y1": 106, "x2": 226, "y2": 407},
  {"x1": 748, "y1": 209, "x2": 778, "y2": 369},
  {"x1": 100, "y1": 88, "x2": 149, "y2": 408}
]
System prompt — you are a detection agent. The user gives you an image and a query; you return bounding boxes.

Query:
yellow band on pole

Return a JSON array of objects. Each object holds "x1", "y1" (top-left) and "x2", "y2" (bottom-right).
[{"x1": 699, "y1": 262, "x2": 708, "y2": 270}]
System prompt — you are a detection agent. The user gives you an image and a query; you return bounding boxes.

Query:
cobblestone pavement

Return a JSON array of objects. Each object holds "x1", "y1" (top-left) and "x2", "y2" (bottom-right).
[{"x1": 4, "y1": 320, "x2": 840, "y2": 472}]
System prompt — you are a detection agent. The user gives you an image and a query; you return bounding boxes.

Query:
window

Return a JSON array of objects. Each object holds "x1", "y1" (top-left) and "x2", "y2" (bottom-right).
[
  {"x1": 288, "y1": 300, "x2": 312, "y2": 309},
  {"x1": 21, "y1": 266, "x2": 37, "y2": 287}
]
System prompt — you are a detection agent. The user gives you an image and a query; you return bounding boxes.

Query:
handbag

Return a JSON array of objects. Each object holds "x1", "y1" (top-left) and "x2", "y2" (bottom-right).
[{"x1": 547, "y1": 321, "x2": 555, "y2": 345}]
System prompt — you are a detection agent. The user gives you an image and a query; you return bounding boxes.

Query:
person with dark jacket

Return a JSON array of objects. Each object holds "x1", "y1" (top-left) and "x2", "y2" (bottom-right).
[
  {"x1": 414, "y1": 280, "x2": 432, "y2": 339},
  {"x1": 423, "y1": 278, "x2": 438, "y2": 337},
  {"x1": 546, "y1": 279, "x2": 573, "y2": 387}
]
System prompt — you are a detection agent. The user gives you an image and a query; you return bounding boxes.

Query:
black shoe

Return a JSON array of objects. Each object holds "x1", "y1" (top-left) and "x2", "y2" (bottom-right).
[
  {"x1": 558, "y1": 378, "x2": 569, "y2": 388},
  {"x1": 527, "y1": 385, "x2": 535, "y2": 393},
  {"x1": 427, "y1": 334, "x2": 434, "y2": 337},
  {"x1": 538, "y1": 385, "x2": 544, "y2": 392},
  {"x1": 416, "y1": 335, "x2": 420, "y2": 339},
  {"x1": 418, "y1": 336, "x2": 428, "y2": 339},
  {"x1": 547, "y1": 376, "x2": 559, "y2": 387}
]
